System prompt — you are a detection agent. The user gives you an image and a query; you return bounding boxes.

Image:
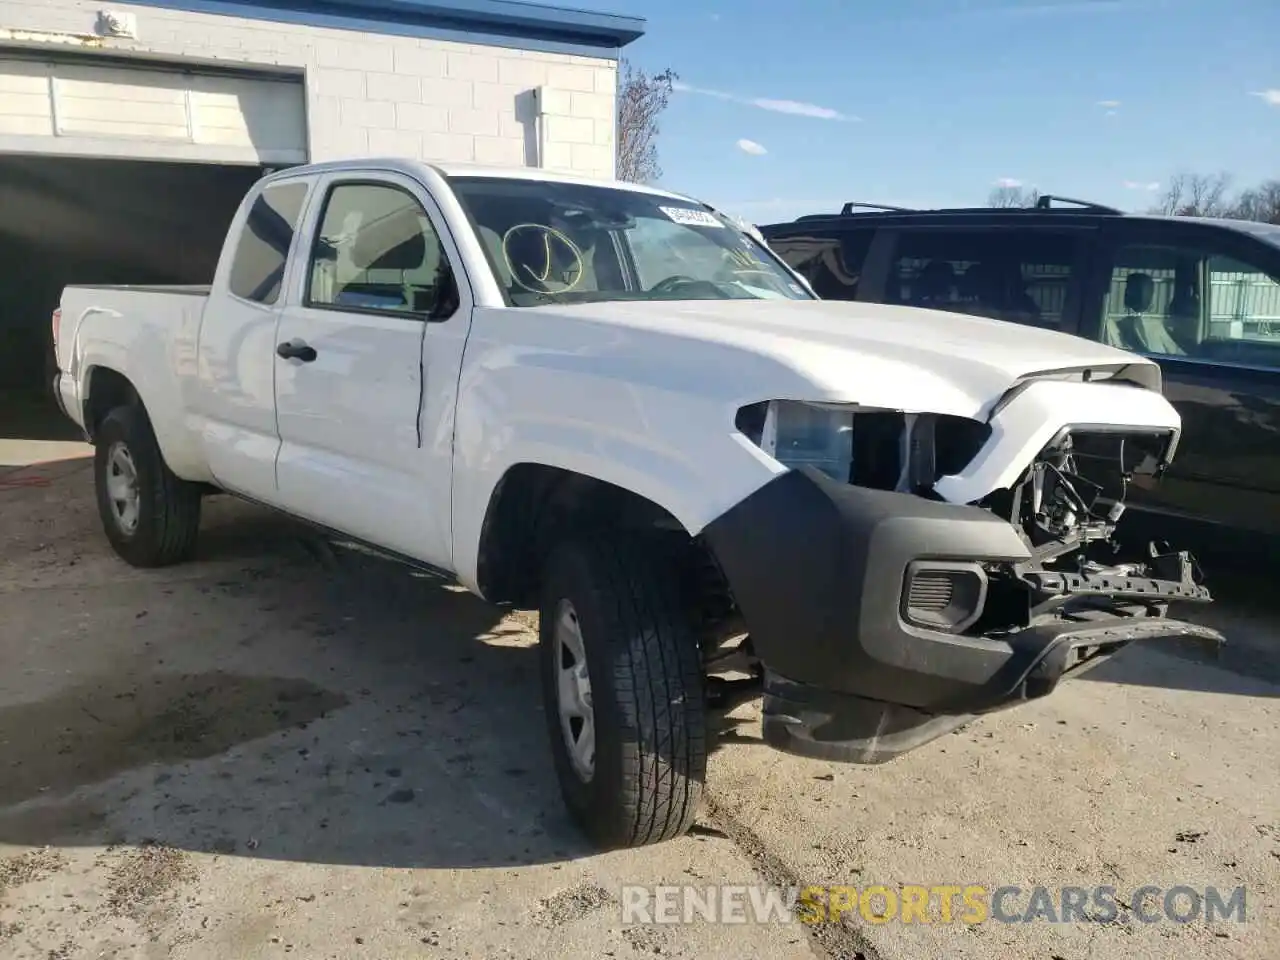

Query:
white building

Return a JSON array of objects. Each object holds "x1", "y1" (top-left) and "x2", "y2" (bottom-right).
[{"x1": 0, "y1": 0, "x2": 643, "y2": 397}]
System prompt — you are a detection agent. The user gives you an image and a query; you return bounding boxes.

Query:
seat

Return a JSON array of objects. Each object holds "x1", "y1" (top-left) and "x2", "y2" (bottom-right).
[
  {"x1": 912, "y1": 260, "x2": 956, "y2": 309},
  {"x1": 958, "y1": 261, "x2": 1003, "y2": 317},
  {"x1": 1166, "y1": 276, "x2": 1200, "y2": 350},
  {"x1": 1112, "y1": 272, "x2": 1186, "y2": 355},
  {"x1": 339, "y1": 208, "x2": 429, "y2": 310}
]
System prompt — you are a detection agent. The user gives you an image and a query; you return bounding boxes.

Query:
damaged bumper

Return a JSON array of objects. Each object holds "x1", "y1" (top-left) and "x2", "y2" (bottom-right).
[{"x1": 701, "y1": 467, "x2": 1221, "y2": 765}]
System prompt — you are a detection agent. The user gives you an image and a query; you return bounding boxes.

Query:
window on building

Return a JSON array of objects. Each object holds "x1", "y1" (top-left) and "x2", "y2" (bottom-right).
[
  {"x1": 887, "y1": 230, "x2": 1077, "y2": 330},
  {"x1": 306, "y1": 182, "x2": 455, "y2": 318},
  {"x1": 228, "y1": 182, "x2": 309, "y2": 305},
  {"x1": 768, "y1": 230, "x2": 874, "y2": 300},
  {"x1": 1101, "y1": 243, "x2": 1280, "y2": 367}
]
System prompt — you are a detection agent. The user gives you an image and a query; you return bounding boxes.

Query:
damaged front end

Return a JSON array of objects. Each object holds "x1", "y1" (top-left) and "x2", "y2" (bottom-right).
[{"x1": 704, "y1": 381, "x2": 1222, "y2": 764}]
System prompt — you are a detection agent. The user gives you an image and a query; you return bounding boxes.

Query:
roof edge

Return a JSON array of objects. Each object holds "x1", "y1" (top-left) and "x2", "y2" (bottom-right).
[{"x1": 134, "y1": 0, "x2": 646, "y2": 57}]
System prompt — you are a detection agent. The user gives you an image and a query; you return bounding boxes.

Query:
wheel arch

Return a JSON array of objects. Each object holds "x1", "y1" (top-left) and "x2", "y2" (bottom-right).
[
  {"x1": 79, "y1": 362, "x2": 213, "y2": 483},
  {"x1": 474, "y1": 462, "x2": 694, "y2": 607},
  {"x1": 81, "y1": 365, "x2": 142, "y2": 442}
]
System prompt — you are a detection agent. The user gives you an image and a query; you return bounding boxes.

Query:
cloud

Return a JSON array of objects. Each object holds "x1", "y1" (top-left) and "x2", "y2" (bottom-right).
[
  {"x1": 1250, "y1": 89, "x2": 1280, "y2": 106},
  {"x1": 1123, "y1": 180, "x2": 1161, "y2": 191},
  {"x1": 994, "y1": 178, "x2": 1023, "y2": 188},
  {"x1": 986, "y1": 0, "x2": 1127, "y2": 16},
  {"x1": 736, "y1": 138, "x2": 767, "y2": 156},
  {"x1": 672, "y1": 81, "x2": 858, "y2": 122}
]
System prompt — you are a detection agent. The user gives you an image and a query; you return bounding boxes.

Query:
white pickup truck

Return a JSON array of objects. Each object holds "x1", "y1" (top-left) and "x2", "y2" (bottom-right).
[{"x1": 52, "y1": 158, "x2": 1220, "y2": 849}]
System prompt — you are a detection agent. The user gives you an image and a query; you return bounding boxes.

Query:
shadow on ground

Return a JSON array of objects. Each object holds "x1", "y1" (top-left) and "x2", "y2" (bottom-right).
[
  {"x1": 1077, "y1": 533, "x2": 1280, "y2": 696},
  {"x1": 0, "y1": 495, "x2": 607, "y2": 870},
  {"x1": 1, "y1": 461, "x2": 1276, "y2": 877}
]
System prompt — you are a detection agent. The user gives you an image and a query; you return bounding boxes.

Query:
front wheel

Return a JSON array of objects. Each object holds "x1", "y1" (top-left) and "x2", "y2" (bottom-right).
[
  {"x1": 93, "y1": 404, "x2": 202, "y2": 567},
  {"x1": 539, "y1": 537, "x2": 707, "y2": 848}
]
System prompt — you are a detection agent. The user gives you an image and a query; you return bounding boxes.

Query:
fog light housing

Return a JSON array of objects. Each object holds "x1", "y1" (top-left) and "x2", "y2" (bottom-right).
[{"x1": 901, "y1": 561, "x2": 987, "y2": 634}]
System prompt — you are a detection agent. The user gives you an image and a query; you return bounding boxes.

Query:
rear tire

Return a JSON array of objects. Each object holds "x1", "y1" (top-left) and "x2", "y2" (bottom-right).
[
  {"x1": 93, "y1": 405, "x2": 202, "y2": 567},
  {"x1": 539, "y1": 536, "x2": 707, "y2": 848}
]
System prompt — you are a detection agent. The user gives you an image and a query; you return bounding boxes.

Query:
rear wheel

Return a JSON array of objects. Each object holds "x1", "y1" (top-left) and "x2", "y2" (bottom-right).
[
  {"x1": 93, "y1": 405, "x2": 202, "y2": 567},
  {"x1": 539, "y1": 536, "x2": 707, "y2": 848}
]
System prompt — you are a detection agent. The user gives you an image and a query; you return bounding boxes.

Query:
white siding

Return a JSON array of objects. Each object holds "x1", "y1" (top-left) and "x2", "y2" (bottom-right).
[{"x1": 0, "y1": 0, "x2": 620, "y2": 178}]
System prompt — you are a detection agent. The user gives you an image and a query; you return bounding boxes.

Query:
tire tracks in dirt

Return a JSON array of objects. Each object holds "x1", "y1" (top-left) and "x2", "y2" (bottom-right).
[{"x1": 702, "y1": 794, "x2": 883, "y2": 960}]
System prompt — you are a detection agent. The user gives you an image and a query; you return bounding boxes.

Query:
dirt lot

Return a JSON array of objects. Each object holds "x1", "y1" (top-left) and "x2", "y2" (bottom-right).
[{"x1": 1, "y1": 455, "x2": 1277, "y2": 960}]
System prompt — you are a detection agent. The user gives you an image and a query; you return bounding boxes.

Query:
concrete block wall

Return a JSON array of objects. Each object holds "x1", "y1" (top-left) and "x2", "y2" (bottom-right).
[{"x1": 0, "y1": 0, "x2": 619, "y2": 178}]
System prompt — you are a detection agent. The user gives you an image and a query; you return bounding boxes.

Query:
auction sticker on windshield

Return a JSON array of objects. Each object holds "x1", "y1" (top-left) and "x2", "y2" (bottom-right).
[{"x1": 660, "y1": 206, "x2": 724, "y2": 227}]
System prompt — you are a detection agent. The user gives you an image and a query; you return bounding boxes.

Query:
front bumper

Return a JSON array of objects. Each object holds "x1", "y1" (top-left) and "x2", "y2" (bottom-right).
[{"x1": 701, "y1": 467, "x2": 1221, "y2": 764}]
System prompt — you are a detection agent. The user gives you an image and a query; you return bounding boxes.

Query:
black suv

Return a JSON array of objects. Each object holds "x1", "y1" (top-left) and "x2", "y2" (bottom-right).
[{"x1": 760, "y1": 198, "x2": 1280, "y2": 539}]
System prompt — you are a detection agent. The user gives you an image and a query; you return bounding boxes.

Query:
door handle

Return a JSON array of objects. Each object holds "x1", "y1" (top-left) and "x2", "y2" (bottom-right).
[{"x1": 276, "y1": 339, "x2": 317, "y2": 362}]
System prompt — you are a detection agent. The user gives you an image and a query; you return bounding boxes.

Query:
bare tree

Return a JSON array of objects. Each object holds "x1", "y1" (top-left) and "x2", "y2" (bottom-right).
[
  {"x1": 987, "y1": 185, "x2": 1041, "y2": 208},
  {"x1": 616, "y1": 59, "x2": 677, "y2": 184},
  {"x1": 1150, "y1": 172, "x2": 1233, "y2": 217},
  {"x1": 1230, "y1": 179, "x2": 1280, "y2": 224}
]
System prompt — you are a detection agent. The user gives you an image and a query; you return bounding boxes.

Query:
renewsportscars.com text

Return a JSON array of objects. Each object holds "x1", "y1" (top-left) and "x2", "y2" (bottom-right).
[{"x1": 620, "y1": 884, "x2": 1247, "y2": 926}]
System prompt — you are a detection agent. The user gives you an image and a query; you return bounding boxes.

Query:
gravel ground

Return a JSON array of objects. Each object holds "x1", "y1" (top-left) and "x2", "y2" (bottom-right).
[{"x1": 0, "y1": 456, "x2": 1276, "y2": 960}]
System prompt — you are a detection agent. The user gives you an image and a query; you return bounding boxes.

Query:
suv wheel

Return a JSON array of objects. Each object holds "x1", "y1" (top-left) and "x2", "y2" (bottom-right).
[{"x1": 538, "y1": 536, "x2": 707, "y2": 848}]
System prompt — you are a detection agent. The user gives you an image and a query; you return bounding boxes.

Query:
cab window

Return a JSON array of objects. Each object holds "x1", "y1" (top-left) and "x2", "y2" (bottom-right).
[
  {"x1": 305, "y1": 182, "x2": 456, "y2": 318},
  {"x1": 228, "y1": 182, "x2": 309, "y2": 306}
]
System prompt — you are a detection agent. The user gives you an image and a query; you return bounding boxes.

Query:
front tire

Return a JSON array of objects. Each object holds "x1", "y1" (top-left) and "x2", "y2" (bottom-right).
[
  {"x1": 93, "y1": 405, "x2": 202, "y2": 567},
  {"x1": 539, "y1": 537, "x2": 707, "y2": 848}
]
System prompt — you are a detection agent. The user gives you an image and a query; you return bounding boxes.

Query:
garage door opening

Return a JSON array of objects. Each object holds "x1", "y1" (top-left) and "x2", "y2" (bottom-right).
[{"x1": 0, "y1": 154, "x2": 266, "y2": 449}]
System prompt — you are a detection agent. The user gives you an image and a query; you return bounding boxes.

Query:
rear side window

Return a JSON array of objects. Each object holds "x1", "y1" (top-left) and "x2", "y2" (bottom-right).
[
  {"x1": 887, "y1": 229, "x2": 1077, "y2": 331},
  {"x1": 768, "y1": 229, "x2": 873, "y2": 299},
  {"x1": 1100, "y1": 242, "x2": 1280, "y2": 367},
  {"x1": 228, "y1": 182, "x2": 309, "y2": 306}
]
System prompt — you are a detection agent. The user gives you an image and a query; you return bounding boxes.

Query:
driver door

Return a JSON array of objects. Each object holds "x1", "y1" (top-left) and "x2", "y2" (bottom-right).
[{"x1": 271, "y1": 171, "x2": 472, "y2": 569}]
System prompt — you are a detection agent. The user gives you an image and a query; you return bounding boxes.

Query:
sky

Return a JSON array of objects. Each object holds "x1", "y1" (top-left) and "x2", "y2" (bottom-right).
[{"x1": 585, "y1": 0, "x2": 1280, "y2": 223}]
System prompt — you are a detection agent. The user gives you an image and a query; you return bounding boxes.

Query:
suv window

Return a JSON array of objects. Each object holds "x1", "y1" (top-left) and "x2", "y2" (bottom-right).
[
  {"x1": 1100, "y1": 243, "x2": 1280, "y2": 367},
  {"x1": 305, "y1": 182, "x2": 454, "y2": 317},
  {"x1": 887, "y1": 229, "x2": 1077, "y2": 331},
  {"x1": 767, "y1": 229, "x2": 873, "y2": 299},
  {"x1": 228, "y1": 181, "x2": 309, "y2": 305}
]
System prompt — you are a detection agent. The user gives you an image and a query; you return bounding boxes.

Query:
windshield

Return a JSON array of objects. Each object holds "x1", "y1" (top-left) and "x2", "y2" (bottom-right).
[{"x1": 448, "y1": 176, "x2": 813, "y2": 307}]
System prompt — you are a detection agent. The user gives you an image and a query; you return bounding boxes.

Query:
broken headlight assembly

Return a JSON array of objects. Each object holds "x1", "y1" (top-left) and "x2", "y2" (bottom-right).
[
  {"x1": 735, "y1": 400, "x2": 856, "y2": 482},
  {"x1": 735, "y1": 400, "x2": 991, "y2": 490}
]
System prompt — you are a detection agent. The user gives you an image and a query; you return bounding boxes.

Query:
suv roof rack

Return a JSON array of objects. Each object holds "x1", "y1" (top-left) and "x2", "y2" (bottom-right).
[
  {"x1": 840, "y1": 201, "x2": 915, "y2": 214},
  {"x1": 787, "y1": 195, "x2": 1125, "y2": 223},
  {"x1": 1033, "y1": 194, "x2": 1123, "y2": 214},
  {"x1": 793, "y1": 201, "x2": 916, "y2": 222}
]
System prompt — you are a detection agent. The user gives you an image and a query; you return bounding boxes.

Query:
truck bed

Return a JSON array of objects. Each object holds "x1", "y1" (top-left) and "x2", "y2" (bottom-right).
[{"x1": 55, "y1": 284, "x2": 213, "y2": 441}]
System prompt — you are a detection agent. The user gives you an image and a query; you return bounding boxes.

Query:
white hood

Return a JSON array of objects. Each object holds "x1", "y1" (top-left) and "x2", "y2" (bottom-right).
[{"x1": 529, "y1": 298, "x2": 1162, "y2": 420}]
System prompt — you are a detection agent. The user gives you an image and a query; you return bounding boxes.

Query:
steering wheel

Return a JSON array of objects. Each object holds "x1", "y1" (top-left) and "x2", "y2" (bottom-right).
[
  {"x1": 502, "y1": 223, "x2": 585, "y2": 295},
  {"x1": 648, "y1": 275, "x2": 702, "y2": 296}
]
